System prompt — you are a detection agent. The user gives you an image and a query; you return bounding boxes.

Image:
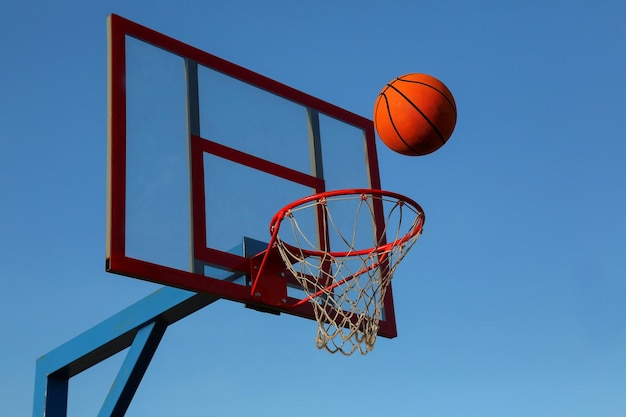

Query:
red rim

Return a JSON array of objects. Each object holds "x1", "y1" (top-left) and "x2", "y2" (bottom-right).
[{"x1": 270, "y1": 188, "x2": 425, "y2": 258}]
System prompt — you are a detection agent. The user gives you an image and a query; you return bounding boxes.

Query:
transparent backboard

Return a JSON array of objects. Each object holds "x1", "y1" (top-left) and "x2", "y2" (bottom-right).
[{"x1": 106, "y1": 14, "x2": 397, "y2": 337}]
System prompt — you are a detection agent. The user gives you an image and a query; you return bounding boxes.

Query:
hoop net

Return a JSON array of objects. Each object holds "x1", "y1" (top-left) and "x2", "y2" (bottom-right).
[{"x1": 269, "y1": 189, "x2": 425, "y2": 355}]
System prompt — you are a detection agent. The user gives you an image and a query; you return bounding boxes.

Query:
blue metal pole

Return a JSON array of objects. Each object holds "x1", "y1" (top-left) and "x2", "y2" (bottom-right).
[{"x1": 98, "y1": 321, "x2": 167, "y2": 417}]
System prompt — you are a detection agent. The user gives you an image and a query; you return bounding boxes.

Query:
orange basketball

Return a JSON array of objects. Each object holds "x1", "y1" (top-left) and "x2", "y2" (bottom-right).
[{"x1": 373, "y1": 73, "x2": 457, "y2": 156}]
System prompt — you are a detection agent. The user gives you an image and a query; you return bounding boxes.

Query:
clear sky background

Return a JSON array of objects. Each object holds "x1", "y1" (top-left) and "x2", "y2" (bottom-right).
[{"x1": 2, "y1": 1, "x2": 626, "y2": 416}]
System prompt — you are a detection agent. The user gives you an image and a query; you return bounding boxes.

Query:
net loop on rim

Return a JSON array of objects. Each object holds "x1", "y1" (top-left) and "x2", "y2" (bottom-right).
[{"x1": 269, "y1": 189, "x2": 425, "y2": 355}]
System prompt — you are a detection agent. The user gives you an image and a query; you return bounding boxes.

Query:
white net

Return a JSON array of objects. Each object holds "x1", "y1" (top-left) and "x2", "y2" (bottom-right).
[{"x1": 271, "y1": 190, "x2": 424, "y2": 355}]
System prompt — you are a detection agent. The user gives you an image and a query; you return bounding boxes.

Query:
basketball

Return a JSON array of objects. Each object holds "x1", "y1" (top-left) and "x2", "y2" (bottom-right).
[{"x1": 373, "y1": 73, "x2": 457, "y2": 156}]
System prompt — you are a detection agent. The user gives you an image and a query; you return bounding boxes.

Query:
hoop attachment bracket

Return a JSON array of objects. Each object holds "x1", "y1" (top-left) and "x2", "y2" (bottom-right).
[{"x1": 249, "y1": 246, "x2": 288, "y2": 307}]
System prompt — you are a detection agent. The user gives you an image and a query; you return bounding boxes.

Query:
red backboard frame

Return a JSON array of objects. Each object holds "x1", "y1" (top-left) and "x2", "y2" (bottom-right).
[{"x1": 106, "y1": 14, "x2": 397, "y2": 337}]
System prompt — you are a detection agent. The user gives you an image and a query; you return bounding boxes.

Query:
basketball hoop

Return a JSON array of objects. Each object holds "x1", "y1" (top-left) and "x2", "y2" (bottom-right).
[{"x1": 265, "y1": 189, "x2": 425, "y2": 355}]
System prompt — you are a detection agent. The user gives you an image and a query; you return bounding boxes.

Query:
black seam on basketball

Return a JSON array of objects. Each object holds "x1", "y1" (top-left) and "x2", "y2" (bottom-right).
[
  {"x1": 380, "y1": 91, "x2": 420, "y2": 154},
  {"x1": 396, "y1": 77, "x2": 457, "y2": 112},
  {"x1": 387, "y1": 83, "x2": 446, "y2": 147}
]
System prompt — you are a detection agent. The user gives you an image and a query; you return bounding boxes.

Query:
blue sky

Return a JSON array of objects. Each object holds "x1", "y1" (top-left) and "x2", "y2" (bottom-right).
[{"x1": 2, "y1": 1, "x2": 626, "y2": 416}]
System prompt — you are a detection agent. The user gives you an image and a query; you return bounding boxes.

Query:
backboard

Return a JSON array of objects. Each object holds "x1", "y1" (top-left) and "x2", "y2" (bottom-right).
[{"x1": 106, "y1": 14, "x2": 398, "y2": 338}]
